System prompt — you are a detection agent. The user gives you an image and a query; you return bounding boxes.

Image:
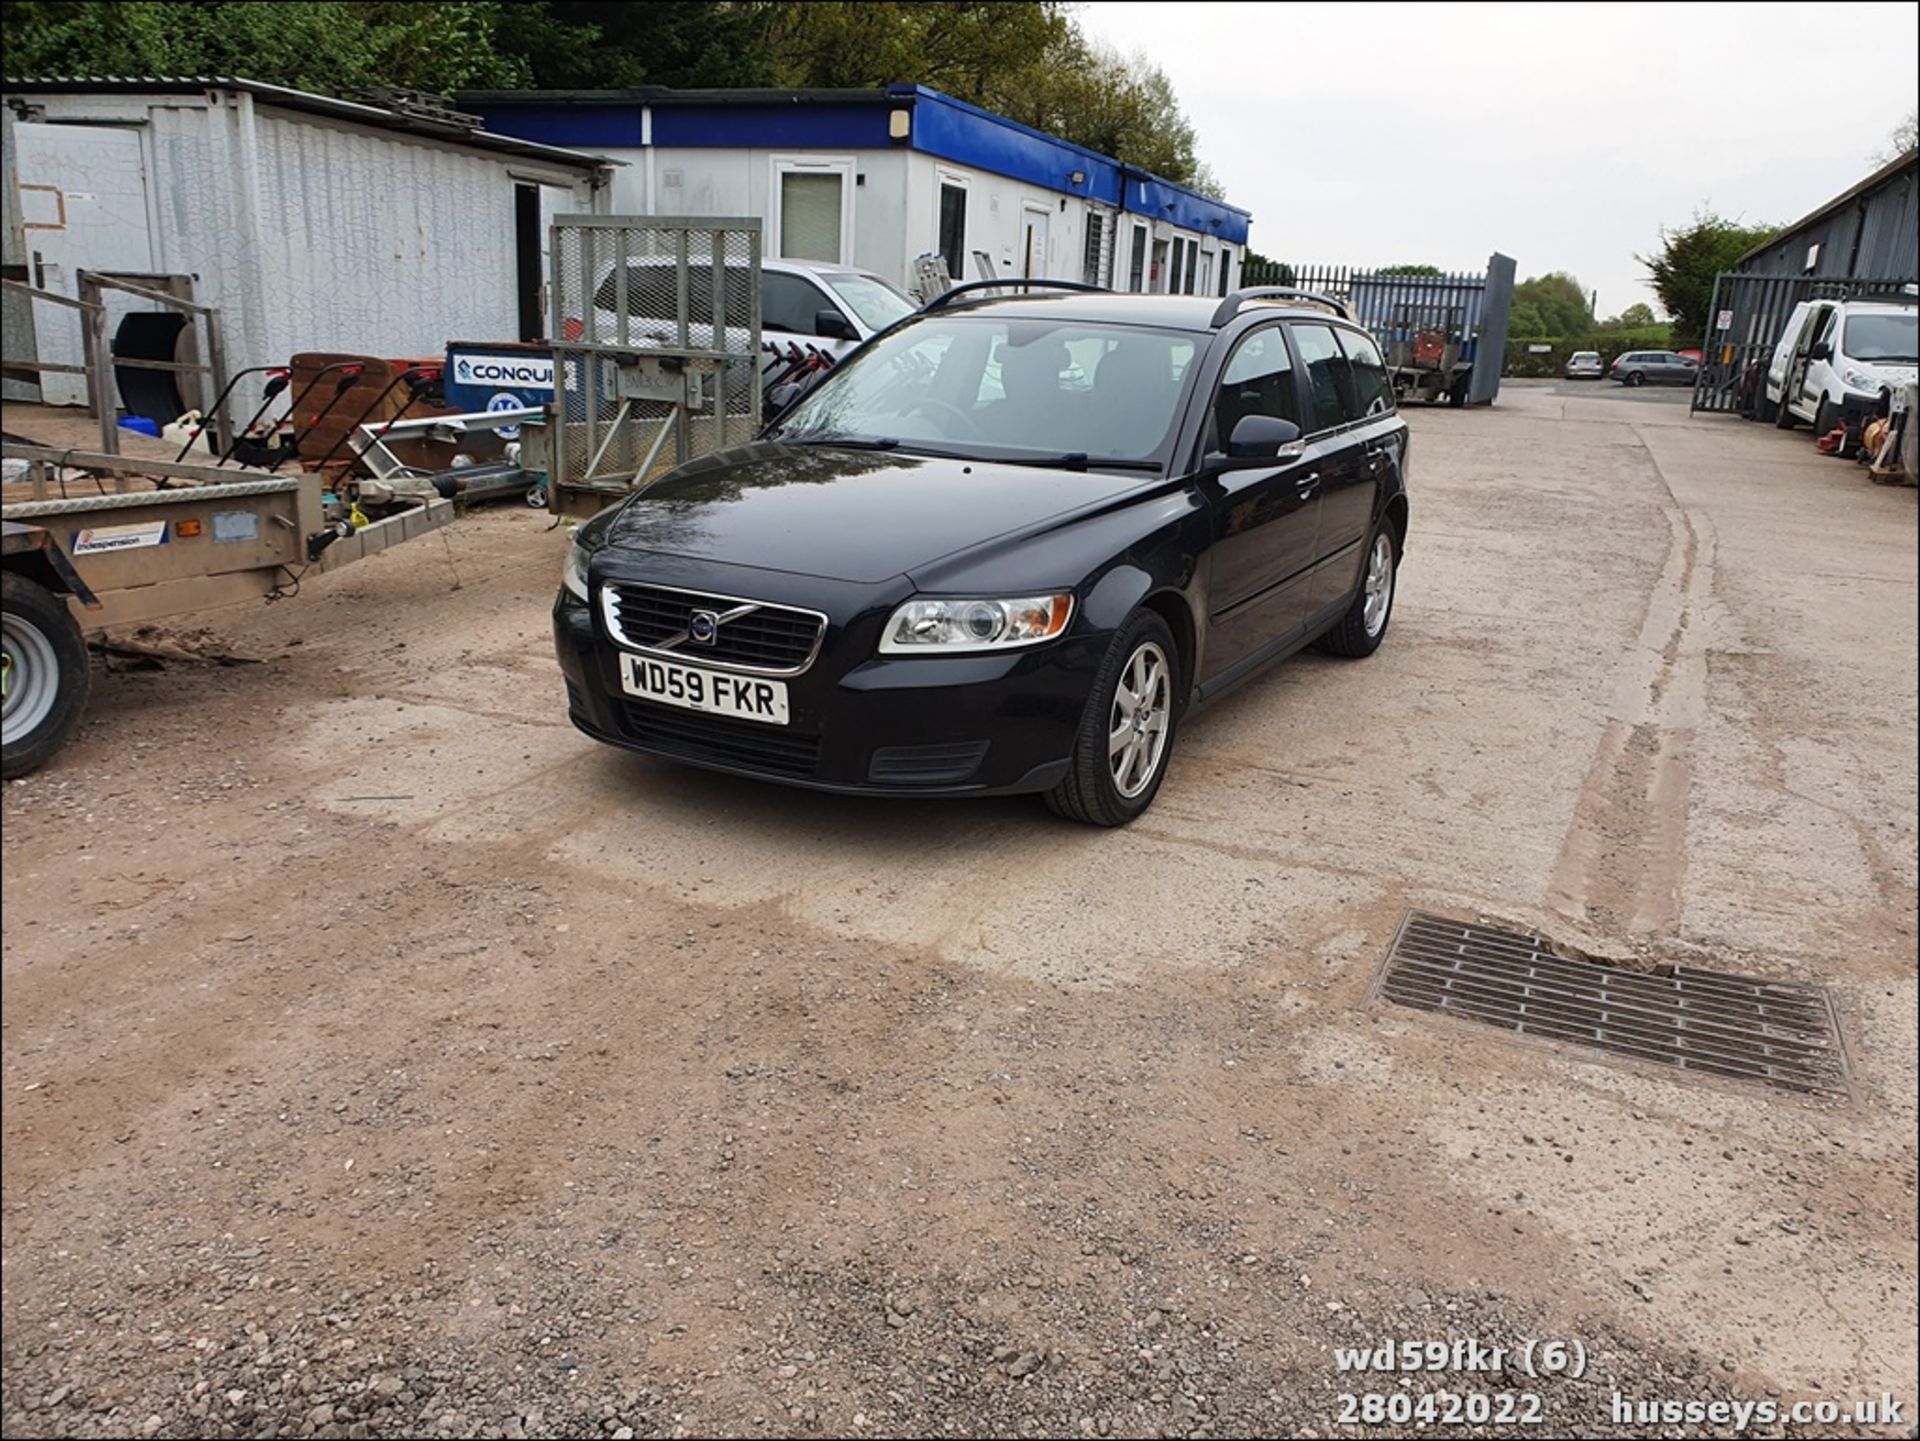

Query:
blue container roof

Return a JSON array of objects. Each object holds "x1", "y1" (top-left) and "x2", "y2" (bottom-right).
[{"x1": 464, "y1": 84, "x2": 1250, "y2": 244}]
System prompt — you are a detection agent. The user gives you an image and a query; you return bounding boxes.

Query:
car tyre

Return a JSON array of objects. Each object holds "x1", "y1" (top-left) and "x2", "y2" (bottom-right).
[
  {"x1": 1774, "y1": 388, "x2": 1799, "y2": 429},
  {"x1": 1317, "y1": 522, "x2": 1399, "y2": 659},
  {"x1": 1814, "y1": 394, "x2": 1840, "y2": 441},
  {"x1": 1045, "y1": 608, "x2": 1179, "y2": 827},
  {"x1": 2, "y1": 571, "x2": 92, "y2": 780},
  {"x1": 1625, "y1": 370, "x2": 1645, "y2": 388}
]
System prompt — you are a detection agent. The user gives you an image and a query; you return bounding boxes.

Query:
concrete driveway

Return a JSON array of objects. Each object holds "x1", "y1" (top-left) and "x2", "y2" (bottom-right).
[{"x1": 3, "y1": 386, "x2": 1914, "y2": 1438}]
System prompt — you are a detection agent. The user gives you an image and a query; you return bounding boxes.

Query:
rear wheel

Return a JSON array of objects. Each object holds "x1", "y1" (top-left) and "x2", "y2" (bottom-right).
[
  {"x1": 1814, "y1": 395, "x2": 1840, "y2": 441},
  {"x1": 2, "y1": 571, "x2": 91, "y2": 779},
  {"x1": 1625, "y1": 371, "x2": 1645, "y2": 388},
  {"x1": 1045, "y1": 609, "x2": 1178, "y2": 827},
  {"x1": 1775, "y1": 386, "x2": 1799, "y2": 428},
  {"x1": 1318, "y1": 523, "x2": 1399, "y2": 658}
]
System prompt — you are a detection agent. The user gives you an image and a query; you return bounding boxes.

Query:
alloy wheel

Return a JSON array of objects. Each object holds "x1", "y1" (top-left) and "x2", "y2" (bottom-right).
[
  {"x1": 1363, "y1": 532, "x2": 1395, "y2": 637},
  {"x1": 1108, "y1": 639, "x2": 1171, "y2": 799}
]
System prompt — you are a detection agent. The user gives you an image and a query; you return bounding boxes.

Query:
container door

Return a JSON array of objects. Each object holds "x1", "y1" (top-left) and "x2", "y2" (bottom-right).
[
  {"x1": 12, "y1": 122, "x2": 155, "y2": 407},
  {"x1": 1021, "y1": 205, "x2": 1050, "y2": 279}
]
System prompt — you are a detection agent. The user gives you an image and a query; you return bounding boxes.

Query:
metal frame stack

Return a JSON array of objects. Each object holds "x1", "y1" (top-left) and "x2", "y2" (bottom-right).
[{"x1": 544, "y1": 216, "x2": 763, "y2": 518}]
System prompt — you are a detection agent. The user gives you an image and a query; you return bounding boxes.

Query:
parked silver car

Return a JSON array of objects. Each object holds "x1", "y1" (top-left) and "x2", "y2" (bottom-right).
[
  {"x1": 1565, "y1": 350, "x2": 1603, "y2": 379},
  {"x1": 1611, "y1": 350, "x2": 1698, "y2": 387}
]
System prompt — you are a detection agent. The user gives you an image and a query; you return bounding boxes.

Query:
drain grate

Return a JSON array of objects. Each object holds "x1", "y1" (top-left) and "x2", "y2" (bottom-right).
[{"x1": 1371, "y1": 911, "x2": 1851, "y2": 1099}]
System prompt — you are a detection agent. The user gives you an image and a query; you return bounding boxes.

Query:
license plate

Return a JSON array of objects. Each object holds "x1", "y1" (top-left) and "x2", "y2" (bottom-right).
[{"x1": 618, "y1": 653, "x2": 790, "y2": 725}]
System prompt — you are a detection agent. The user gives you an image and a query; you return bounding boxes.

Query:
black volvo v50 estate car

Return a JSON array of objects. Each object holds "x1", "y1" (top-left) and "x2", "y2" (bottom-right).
[{"x1": 555, "y1": 282, "x2": 1410, "y2": 826}]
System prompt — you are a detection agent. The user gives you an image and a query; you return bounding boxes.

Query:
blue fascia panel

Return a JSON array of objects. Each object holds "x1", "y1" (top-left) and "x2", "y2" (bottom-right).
[
  {"x1": 472, "y1": 86, "x2": 1254, "y2": 244},
  {"x1": 471, "y1": 105, "x2": 644, "y2": 148},
  {"x1": 651, "y1": 102, "x2": 899, "y2": 149},
  {"x1": 1120, "y1": 168, "x2": 1251, "y2": 245},
  {"x1": 906, "y1": 87, "x2": 1250, "y2": 241},
  {"x1": 906, "y1": 88, "x2": 1121, "y2": 206}
]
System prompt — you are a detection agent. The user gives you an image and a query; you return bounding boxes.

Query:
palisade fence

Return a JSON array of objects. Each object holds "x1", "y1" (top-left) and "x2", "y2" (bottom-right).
[
  {"x1": 1241, "y1": 257, "x2": 1514, "y2": 405},
  {"x1": 1690, "y1": 271, "x2": 1916, "y2": 415}
]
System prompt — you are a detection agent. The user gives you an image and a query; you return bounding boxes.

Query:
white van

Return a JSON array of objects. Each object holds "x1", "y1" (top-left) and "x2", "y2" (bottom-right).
[{"x1": 1764, "y1": 296, "x2": 1918, "y2": 432}]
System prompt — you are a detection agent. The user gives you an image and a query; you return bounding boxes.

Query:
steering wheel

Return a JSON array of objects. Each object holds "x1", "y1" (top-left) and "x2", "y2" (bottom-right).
[{"x1": 905, "y1": 397, "x2": 984, "y2": 438}]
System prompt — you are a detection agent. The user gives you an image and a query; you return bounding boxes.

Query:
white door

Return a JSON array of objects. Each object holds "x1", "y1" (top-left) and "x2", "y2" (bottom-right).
[
  {"x1": 1021, "y1": 205, "x2": 1051, "y2": 279},
  {"x1": 12, "y1": 122, "x2": 154, "y2": 406}
]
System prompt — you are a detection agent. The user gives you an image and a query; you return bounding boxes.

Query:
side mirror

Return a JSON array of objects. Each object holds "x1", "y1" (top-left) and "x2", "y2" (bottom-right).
[
  {"x1": 1807, "y1": 342, "x2": 1832, "y2": 362},
  {"x1": 814, "y1": 309, "x2": 859, "y2": 342},
  {"x1": 1227, "y1": 414, "x2": 1302, "y2": 459}
]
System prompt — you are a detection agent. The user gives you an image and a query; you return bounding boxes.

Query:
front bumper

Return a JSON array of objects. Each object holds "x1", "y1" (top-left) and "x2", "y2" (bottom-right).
[{"x1": 553, "y1": 587, "x2": 1097, "y2": 796}]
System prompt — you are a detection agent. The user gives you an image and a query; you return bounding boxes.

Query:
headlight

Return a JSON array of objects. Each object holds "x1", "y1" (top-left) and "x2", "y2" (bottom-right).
[
  {"x1": 878, "y1": 593, "x2": 1073, "y2": 655},
  {"x1": 562, "y1": 535, "x2": 592, "y2": 601},
  {"x1": 1842, "y1": 366, "x2": 1883, "y2": 392}
]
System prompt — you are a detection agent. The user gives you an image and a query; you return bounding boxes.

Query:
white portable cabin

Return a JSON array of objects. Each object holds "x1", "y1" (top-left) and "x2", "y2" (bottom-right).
[
  {"x1": 2, "y1": 77, "x2": 613, "y2": 411},
  {"x1": 465, "y1": 85, "x2": 1251, "y2": 298}
]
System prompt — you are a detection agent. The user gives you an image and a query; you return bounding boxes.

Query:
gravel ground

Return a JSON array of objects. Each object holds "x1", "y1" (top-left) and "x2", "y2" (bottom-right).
[{"x1": 4, "y1": 388, "x2": 1915, "y2": 1438}]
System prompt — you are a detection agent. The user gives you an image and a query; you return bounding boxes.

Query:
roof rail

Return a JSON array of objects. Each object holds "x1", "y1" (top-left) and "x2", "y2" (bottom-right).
[
  {"x1": 1211, "y1": 286, "x2": 1351, "y2": 326},
  {"x1": 922, "y1": 278, "x2": 1110, "y2": 312}
]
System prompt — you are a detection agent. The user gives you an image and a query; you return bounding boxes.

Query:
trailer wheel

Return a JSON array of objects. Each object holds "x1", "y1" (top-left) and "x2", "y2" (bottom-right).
[
  {"x1": 2, "y1": 572, "x2": 92, "y2": 779},
  {"x1": 1447, "y1": 374, "x2": 1469, "y2": 408}
]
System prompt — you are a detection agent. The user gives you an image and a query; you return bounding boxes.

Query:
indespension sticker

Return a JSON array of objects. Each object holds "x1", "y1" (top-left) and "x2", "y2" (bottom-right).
[{"x1": 71, "y1": 520, "x2": 168, "y2": 555}]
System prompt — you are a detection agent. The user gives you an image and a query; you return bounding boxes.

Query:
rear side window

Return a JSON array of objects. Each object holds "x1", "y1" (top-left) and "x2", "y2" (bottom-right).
[
  {"x1": 1337, "y1": 328, "x2": 1395, "y2": 416},
  {"x1": 1212, "y1": 327, "x2": 1299, "y2": 446},
  {"x1": 1291, "y1": 324, "x2": 1360, "y2": 431},
  {"x1": 763, "y1": 272, "x2": 830, "y2": 336},
  {"x1": 593, "y1": 263, "x2": 752, "y2": 323}
]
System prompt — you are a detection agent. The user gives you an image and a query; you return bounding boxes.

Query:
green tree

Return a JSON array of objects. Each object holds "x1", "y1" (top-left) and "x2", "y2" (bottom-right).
[
  {"x1": 1639, "y1": 209, "x2": 1779, "y2": 347},
  {"x1": 1505, "y1": 302, "x2": 1548, "y2": 339},
  {"x1": 0, "y1": 1, "x2": 530, "y2": 93},
  {"x1": 1509, "y1": 272, "x2": 1591, "y2": 338},
  {"x1": 1377, "y1": 264, "x2": 1443, "y2": 277},
  {"x1": 1601, "y1": 302, "x2": 1657, "y2": 329},
  {"x1": 1241, "y1": 252, "x2": 1294, "y2": 285},
  {"x1": 2, "y1": 0, "x2": 1227, "y2": 195}
]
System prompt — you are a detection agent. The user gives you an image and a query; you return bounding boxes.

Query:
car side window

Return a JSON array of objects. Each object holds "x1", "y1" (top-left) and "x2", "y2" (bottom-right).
[
  {"x1": 763, "y1": 272, "x2": 837, "y2": 336},
  {"x1": 1336, "y1": 328, "x2": 1395, "y2": 416},
  {"x1": 1210, "y1": 326, "x2": 1298, "y2": 449},
  {"x1": 1290, "y1": 323, "x2": 1360, "y2": 432}
]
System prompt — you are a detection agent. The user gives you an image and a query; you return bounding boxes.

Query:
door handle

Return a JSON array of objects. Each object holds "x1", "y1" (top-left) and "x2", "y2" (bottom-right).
[{"x1": 1295, "y1": 471, "x2": 1320, "y2": 499}]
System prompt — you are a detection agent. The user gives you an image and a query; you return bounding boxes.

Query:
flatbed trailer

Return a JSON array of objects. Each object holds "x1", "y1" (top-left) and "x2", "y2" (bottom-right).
[{"x1": 2, "y1": 444, "x2": 450, "y2": 776}]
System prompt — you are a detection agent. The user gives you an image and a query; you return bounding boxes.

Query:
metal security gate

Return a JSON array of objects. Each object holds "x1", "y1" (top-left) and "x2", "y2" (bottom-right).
[
  {"x1": 545, "y1": 216, "x2": 762, "y2": 518},
  {"x1": 1691, "y1": 271, "x2": 1916, "y2": 415},
  {"x1": 1242, "y1": 253, "x2": 1516, "y2": 404}
]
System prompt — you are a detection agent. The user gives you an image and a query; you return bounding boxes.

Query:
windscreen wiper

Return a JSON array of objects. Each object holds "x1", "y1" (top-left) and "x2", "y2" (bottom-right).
[
  {"x1": 776, "y1": 431, "x2": 900, "y2": 450},
  {"x1": 992, "y1": 453, "x2": 1163, "y2": 473}
]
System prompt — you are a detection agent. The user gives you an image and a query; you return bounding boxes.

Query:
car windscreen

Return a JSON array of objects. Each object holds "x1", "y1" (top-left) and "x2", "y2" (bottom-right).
[
  {"x1": 824, "y1": 273, "x2": 916, "y2": 333},
  {"x1": 1843, "y1": 311, "x2": 1918, "y2": 363},
  {"x1": 771, "y1": 315, "x2": 1200, "y2": 466}
]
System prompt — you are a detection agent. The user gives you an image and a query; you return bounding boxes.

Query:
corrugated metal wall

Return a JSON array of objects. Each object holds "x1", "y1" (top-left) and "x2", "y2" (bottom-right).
[
  {"x1": 1, "y1": 107, "x2": 41, "y2": 402},
  {"x1": 1736, "y1": 158, "x2": 1918, "y2": 280},
  {"x1": 19, "y1": 89, "x2": 598, "y2": 414}
]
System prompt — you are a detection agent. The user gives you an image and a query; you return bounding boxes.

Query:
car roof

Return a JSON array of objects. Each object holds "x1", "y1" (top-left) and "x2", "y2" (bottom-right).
[
  {"x1": 609, "y1": 255, "x2": 884, "y2": 282},
  {"x1": 934, "y1": 291, "x2": 1355, "y2": 332}
]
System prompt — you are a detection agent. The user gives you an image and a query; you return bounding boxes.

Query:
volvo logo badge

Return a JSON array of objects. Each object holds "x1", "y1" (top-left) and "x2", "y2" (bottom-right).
[{"x1": 687, "y1": 609, "x2": 720, "y2": 645}]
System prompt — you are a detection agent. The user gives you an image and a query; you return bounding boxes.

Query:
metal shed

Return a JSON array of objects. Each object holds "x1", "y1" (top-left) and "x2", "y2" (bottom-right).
[
  {"x1": 1690, "y1": 149, "x2": 1917, "y2": 414},
  {"x1": 1731, "y1": 148, "x2": 1918, "y2": 282},
  {"x1": 2, "y1": 77, "x2": 614, "y2": 412}
]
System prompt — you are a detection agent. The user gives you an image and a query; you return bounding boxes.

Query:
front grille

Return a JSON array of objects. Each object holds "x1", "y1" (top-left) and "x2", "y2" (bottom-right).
[
  {"x1": 619, "y1": 701, "x2": 821, "y2": 779},
  {"x1": 606, "y1": 583, "x2": 824, "y2": 674},
  {"x1": 868, "y1": 741, "x2": 990, "y2": 786}
]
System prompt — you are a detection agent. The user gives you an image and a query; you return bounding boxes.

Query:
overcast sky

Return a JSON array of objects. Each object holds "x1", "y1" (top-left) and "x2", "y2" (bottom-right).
[{"x1": 1079, "y1": 1, "x2": 1920, "y2": 317}]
